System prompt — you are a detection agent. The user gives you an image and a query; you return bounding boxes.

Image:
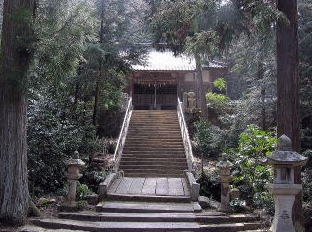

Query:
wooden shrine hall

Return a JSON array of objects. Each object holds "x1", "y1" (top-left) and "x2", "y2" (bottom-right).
[{"x1": 127, "y1": 49, "x2": 228, "y2": 110}]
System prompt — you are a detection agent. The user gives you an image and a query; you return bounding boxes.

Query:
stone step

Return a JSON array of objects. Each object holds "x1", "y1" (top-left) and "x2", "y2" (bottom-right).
[
  {"x1": 107, "y1": 193, "x2": 191, "y2": 203},
  {"x1": 124, "y1": 140, "x2": 183, "y2": 144},
  {"x1": 123, "y1": 147, "x2": 184, "y2": 150},
  {"x1": 130, "y1": 122, "x2": 179, "y2": 125},
  {"x1": 195, "y1": 214, "x2": 261, "y2": 223},
  {"x1": 122, "y1": 169, "x2": 185, "y2": 174},
  {"x1": 129, "y1": 124, "x2": 180, "y2": 127},
  {"x1": 127, "y1": 136, "x2": 183, "y2": 140},
  {"x1": 58, "y1": 212, "x2": 196, "y2": 222},
  {"x1": 126, "y1": 138, "x2": 183, "y2": 142},
  {"x1": 127, "y1": 131, "x2": 182, "y2": 134},
  {"x1": 121, "y1": 155, "x2": 186, "y2": 161},
  {"x1": 96, "y1": 201, "x2": 201, "y2": 213},
  {"x1": 31, "y1": 218, "x2": 200, "y2": 232},
  {"x1": 120, "y1": 165, "x2": 187, "y2": 170},
  {"x1": 57, "y1": 212, "x2": 260, "y2": 224},
  {"x1": 120, "y1": 160, "x2": 187, "y2": 166},
  {"x1": 120, "y1": 157, "x2": 186, "y2": 161},
  {"x1": 199, "y1": 222, "x2": 263, "y2": 232},
  {"x1": 124, "y1": 173, "x2": 185, "y2": 178},
  {"x1": 122, "y1": 154, "x2": 185, "y2": 158},
  {"x1": 123, "y1": 147, "x2": 185, "y2": 151},
  {"x1": 123, "y1": 143, "x2": 184, "y2": 147},
  {"x1": 128, "y1": 128, "x2": 181, "y2": 131},
  {"x1": 125, "y1": 140, "x2": 184, "y2": 145}
]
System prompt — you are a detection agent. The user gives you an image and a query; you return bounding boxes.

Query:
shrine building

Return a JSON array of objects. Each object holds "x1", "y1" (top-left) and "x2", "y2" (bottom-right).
[{"x1": 127, "y1": 49, "x2": 228, "y2": 110}]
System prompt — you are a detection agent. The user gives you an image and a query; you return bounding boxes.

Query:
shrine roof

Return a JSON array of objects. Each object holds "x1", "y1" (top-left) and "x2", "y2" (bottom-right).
[{"x1": 132, "y1": 49, "x2": 225, "y2": 71}]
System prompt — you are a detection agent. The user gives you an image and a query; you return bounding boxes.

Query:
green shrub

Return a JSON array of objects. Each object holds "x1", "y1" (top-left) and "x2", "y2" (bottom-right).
[
  {"x1": 302, "y1": 150, "x2": 312, "y2": 203},
  {"x1": 206, "y1": 92, "x2": 229, "y2": 109},
  {"x1": 194, "y1": 120, "x2": 221, "y2": 157},
  {"x1": 230, "y1": 199, "x2": 245, "y2": 213},
  {"x1": 213, "y1": 78, "x2": 227, "y2": 91},
  {"x1": 27, "y1": 90, "x2": 98, "y2": 197},
  {"x1": 76, "y1": 200, "x2": 88, "y2": 211},
  {"x1": 76, "y1": 182, "x2": 92, "y2": 200},
  {"x1": 197, "y1": 170, "x2": 220, "y2": 201},
  {"x1": 227, "y1": 124, "x2": 276, "y2": 212}
]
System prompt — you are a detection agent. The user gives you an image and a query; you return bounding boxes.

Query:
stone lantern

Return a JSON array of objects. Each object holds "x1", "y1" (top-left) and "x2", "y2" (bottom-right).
[
  {"x1": 188, "y1": 92, "x2": 196, "y2": 109},
  {"x1": 64, "y1": 151, "x2": 85, "y2": 204},
  {"x1": 263, "y1": 135, "x2": 308, "y2": 232},
  {"x1": 216, "y1": 158, "x2": 233, "y2": 212}
]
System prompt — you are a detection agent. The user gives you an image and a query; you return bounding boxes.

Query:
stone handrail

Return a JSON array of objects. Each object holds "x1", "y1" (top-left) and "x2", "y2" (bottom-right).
[
  {"x1": 177, "y1": 98, "x2": 194, "y2": 172},
  {"x1": 113, "y1": 97, "x2": 133, "y2": 171}
]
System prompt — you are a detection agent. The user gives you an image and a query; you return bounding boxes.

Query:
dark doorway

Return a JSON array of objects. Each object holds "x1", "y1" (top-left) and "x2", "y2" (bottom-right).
[{"x1": 133, "y1": 84, "x2": 177, "y2": 110}]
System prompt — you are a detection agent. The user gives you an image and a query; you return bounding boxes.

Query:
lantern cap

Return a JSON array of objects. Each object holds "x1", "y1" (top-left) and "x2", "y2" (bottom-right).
[
  {"x1": 66, "y1": 151, "x2": 85, "y2": 167},
  {"x1": 263, "y1": 135, "x2": 308, "y2": 166},
  {"x1": 216, "y1": 160, "x2": 233, "y2": 169}
]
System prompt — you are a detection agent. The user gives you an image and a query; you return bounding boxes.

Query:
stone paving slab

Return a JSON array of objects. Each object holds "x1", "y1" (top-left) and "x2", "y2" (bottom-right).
[{"x1": 109, "y1": 177, "x2": 190, "y2": 196}]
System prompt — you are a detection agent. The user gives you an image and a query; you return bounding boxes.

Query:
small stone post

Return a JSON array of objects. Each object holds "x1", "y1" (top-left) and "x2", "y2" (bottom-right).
[
  {"x1": 188, "y1": 92, "x2": 196, "y2": 109},
  {"x1": 263, "y1": 135, "x2": 308, "y2": 232},
  {"x1": 183, "y1": 92, "x2": 188, "y2": 111},
  {"x1": 65, "y1": 151, "x2": 85, "y2": 204},
  {"x1": 216, "y1": 159, "x2": 233, "y2": 212}
]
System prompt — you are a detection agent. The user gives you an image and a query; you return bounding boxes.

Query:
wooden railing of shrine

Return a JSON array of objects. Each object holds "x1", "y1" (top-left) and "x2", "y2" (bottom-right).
[
  {"x1": 177, "y1": 98, "x2": 194, "y2": 172},
  {"x1": 113, "y1": 97, "x2": 133, "y2": 171}
]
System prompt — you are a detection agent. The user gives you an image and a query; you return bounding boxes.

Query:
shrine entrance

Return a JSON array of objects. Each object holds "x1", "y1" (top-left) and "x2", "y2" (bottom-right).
[{"x1": 133, "y1": 83, "x2": 177, "y2": 110}]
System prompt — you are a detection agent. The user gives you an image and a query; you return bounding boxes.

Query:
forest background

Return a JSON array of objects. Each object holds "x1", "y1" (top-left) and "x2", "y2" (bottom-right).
[{"x1": 0, "y1": 0, "x2": 312, "y2": 231}]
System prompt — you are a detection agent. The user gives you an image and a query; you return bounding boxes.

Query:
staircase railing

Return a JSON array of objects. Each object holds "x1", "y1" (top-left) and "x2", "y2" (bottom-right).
[
  {"x1": 177, "y1": 97, "x2": 194, "y2": 172},
  {"x1": 113, "y1": 97, "x2": 133, "y2": 171}
]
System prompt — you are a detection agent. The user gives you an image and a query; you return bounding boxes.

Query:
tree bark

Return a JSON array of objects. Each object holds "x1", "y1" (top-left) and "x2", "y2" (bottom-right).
[
  {"x1": 257, "y1": 61, "x2": 266, "y2": 131},
  {"x1": 93, "y1": 77, "x2": 100, "y2": 126},
  {"x1": 93, "y1": 0, "x2": 106, "y2": 126},
  {"x1": 194, "y1": 53, "x2": 208, "y2": 119},
  {"x1": 276, "y1": 0, "x2": 302, "y2": 224},
  {"x1": 0, "y1": 0, "x2": 36, "y2": 226}
]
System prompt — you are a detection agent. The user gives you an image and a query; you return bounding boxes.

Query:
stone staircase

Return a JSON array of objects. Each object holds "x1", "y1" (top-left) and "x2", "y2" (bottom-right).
[
  {"x1": 120, "y1": 110, "x2": 187, "y2": 178},
  {"x1": 30, "y1": 204, "x2": 264, "y2": 232},
  {"x1": 28, "y1": 110, "x2": 266, "y2": 232}
]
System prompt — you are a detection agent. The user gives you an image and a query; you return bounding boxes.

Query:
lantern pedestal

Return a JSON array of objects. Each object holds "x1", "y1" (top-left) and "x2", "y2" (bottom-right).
[
  {"x1": 268, "y1": 184, "x2": 302, "y2": 232},
  {"x1": 263, "y1": 135, "x2": 308, "y2": 232}
]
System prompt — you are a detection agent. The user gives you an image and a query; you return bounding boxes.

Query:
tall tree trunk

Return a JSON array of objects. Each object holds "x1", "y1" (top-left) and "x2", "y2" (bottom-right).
[
  {"x1": 93, "y1": 0, "x2": 105, "y2": 126},
  {"x1": 93, "y1": 77, "x2": 100, "y2": 126},
  {"x1": 276, "y1": 0, "x2": 302, "y2": 224},
  {"x1": 194, "y1": 53, "x2": 208, "y2": 119},
  {"x1": 0, "y1": 0, "x2": 36, "y2": 226},
  {"x1": 257, "y1": 61, "x2": 266, "y2": 131}
]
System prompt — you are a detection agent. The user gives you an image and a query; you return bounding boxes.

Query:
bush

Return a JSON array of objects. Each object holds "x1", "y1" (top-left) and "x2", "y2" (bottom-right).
[
  {"x1": 206, "y1": 92, "x2": 230, "y2": 109},
  {"x1": 194, "y1": 120, "x2": 222, "y2": 157},
  {"x1": 76, "y1": 182, "x2": 92, "y2": 200},
  {"x1": 227, "y1": 124, "x2": 276, "y2": 212},
  {"x1": 27, "y1": 90, "x2": 99, "y2": 197},
  {"x1": 197, "y1": 170, "x2": 220, "y2": 201}
]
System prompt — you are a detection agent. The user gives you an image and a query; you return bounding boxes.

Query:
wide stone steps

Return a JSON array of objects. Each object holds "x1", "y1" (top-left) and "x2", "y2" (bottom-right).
[
  {"x1": 107, "y1": 193, "x2": 191, "y2": 203},
  {"x1": 96, "y1": 201, "x2": 201, "y2": 213},
  {"x1": 58, "y1": 212, "x2": 261, "y2": 224},
  {"x1": 119, "y1": 110, "x2": 187, "y2": 177},
  {"x1": 30, "y1": 209, "x2": 263, "y2": 232},
  {"x1": 31, "y1": 218, "x2": 200, "y2": 232}
]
